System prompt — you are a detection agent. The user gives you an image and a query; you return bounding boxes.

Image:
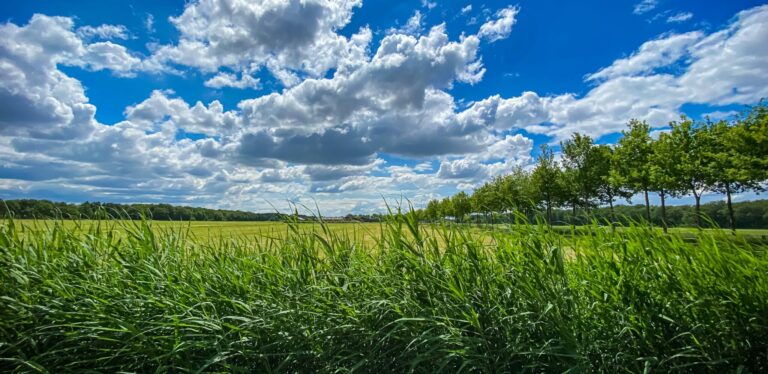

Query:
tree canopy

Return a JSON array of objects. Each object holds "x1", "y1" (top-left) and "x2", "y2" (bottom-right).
[{"x1": 421, "y1": 103, "x2": 768, "y2": 231}]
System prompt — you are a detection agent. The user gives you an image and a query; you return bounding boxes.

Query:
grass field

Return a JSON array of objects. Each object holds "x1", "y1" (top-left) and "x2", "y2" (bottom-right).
[
  {"x1": 9, "y1": 218, "x2": 768, "y2": 244},
  {"x1": 9, "y1": 219, "x2": 383, "y2": 242},
  {"x1": 1, "y1": 215, "x2": 767, "y2": 372}
]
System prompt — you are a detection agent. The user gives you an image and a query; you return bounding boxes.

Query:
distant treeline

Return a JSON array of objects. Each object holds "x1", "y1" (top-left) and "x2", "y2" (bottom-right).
[
  {"x1": 554, "y1": 200, "x2": 768, "y2": 229},
  {"x1": 0, "y1": 200, "x2": 284, "y2": 221},
  {"x1": 420, "y1": 103, "x2": 768, "y2": 232},
  {"x1": 0, "y1": 199, "x2": 385, "y2": 222},
  {"x1": 458, "y1": 199, "x2": 768, "y2": 229}
]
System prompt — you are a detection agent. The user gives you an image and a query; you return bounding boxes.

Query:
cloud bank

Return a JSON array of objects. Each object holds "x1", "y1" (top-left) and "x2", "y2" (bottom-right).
[{"x1": 1, "y1": 2, "x2": 767, "y2": 214}]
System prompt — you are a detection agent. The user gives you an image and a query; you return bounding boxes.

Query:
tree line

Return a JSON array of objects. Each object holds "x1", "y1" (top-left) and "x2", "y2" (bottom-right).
[
  {"x1": 0, "y1": 200, "x2": 387, "y2": 222},
  {"x1": 421, "y1": 103, "x2": 768, "y2": 232},
  {"x1": 0, "y1": 200, "x2": 285, "y2": 221}
]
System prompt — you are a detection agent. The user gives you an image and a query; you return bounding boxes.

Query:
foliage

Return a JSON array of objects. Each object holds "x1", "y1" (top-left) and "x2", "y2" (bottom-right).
[
  {"x1": 531, "y1": 145, "x2": 565, "y2": 224},
  {"x1": 0, "y1": 200, "x2": 383, "y2": 223},
  {"x1": 1, "y1": 214, "x2": 766, "y2": 372},
  {"x1": 424, "y1": 103, "x2": 768, "y2": 230},
  {"x1": 0, "y1": 200, "x2": 280, "y2": 221},
  {"x1": 561, "y1": 133, "x2": 602, "y2": 211}
]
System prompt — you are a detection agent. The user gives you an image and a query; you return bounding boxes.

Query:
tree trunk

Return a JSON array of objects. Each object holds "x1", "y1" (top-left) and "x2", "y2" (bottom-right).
[
  {"x1": 609, "y1": 199, "x2": 615, "y2": 223},
  {"x1": 546, "y1": 200, "x2": 552, "y2": 227},
  {"x1": 572, "y1": 203, "x2": 577, "y2": 227},
  {"x1": 693, "y1": 192, "x2": 702, "y2": 229},
  {"x1": 660, "y1": 189, "x2": 668, "y2": 234},
  {"x1": 644, "y1": 189, "x2": 651, "y2": 226},
  {"x1": 725, "y1": 182, "x2": 735, "y2": 234}
]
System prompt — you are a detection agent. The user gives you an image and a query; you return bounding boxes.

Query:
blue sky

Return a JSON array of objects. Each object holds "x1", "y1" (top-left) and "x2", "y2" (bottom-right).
[{"x1": 1, "y1": 0, "x2": 767, "y2": 214}]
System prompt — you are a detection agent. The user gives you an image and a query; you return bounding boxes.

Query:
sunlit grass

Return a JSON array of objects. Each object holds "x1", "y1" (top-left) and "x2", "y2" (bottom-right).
[{"x1": 1, "y1": 211, "x2": 766, "y2": 372}]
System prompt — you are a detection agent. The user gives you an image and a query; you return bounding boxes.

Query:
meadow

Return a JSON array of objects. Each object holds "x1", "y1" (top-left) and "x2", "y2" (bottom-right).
[
  {"x1": 1, "y1": 214, "x2": 767, "y2": 372},
  {"x1": 9, "y1": 219, "x2": 384, "y2": 243},
  {"x1": 9, "y1": 218, "x2": 768, "y2": 243}
]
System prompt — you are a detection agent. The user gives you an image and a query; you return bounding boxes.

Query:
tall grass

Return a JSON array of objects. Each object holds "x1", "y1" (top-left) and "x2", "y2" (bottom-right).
[{"x1": 1, "y1": 211, "x2": 766, "y2": 372}]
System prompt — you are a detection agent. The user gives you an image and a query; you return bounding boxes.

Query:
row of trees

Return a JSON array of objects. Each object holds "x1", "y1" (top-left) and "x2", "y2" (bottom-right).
[
  {"x1": 422, "y1": 104, "x2": 768, "y2": 231},
  {"x1": 424, "y1": 199, "x2": 768, "y2": 229},
  {"x1": 0, "y1": 200, "x2": 285, "y2": 221},
  {"x1": 0, "y1": 200, "x2": 388, "y2": 222}
]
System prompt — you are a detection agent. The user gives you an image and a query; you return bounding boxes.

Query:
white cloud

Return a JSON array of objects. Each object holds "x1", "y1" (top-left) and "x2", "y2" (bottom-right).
[
  {"x1": 204, "y1": 72, "x2": 261, "y2": 90},
  {"x1": 1, "y1": 15, "x2": 97, "y2": 140},
  {"x1": 124, "y1": 90, "x2": 240, "y2": 136},
  {"x1": 77, "y1": 24, "x2": 129, "y2": 40},
  {"x1": 145, "y1": 14, "x2": 155, "y2": 33},
  {"x1": 677, "y1": 5, "x2": 768, "y2": 105},
  {"x1": 235, "y1": 24, "x2": 487, "y2": 164},
  {"x1": 460, "y1": 5, "x2": 768, "y2": 142},
  {"x1": 2, "y1": 4, "x2": 768, "y2": 215},
  {"x1": 586, "y1": 31, "x2": 703, "y2": 81},
  {"x1": 667, "y1": 12, "x2": 693, "y2": 23},
  {"x1": 478, "y1": 6, "x2": 519, "y2": 42},
  {"x1": 633, "y1": 0, "x2": 658, "y2": 15},
  {"x1": 437, "y1": 158, "x2": 488, "y2": 179},
  {"x1": 461, "y1": 5, "x2": 473, "y2": 15},
  {"x1": 702, "y1": 110, "x2": 738, "y2": 121},
  {"x1": 393, "y1": 11, "x2": 423, "y2": 36},
  {"x1": 80, "y1": 42, "x2": 143, "y2": 76},
  {"x1": 0, "y1": 14, "x2": 147, "y2": 81},
  {"x1": 146, "y1": 0, "x2": 369, "y2": 86},
  {"x1": 1, "y1": 13, "x2": 477, "y2": 214}
]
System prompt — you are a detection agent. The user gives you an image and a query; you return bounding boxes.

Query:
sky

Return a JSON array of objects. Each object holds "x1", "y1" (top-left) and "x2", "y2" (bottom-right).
[{"x1": 1, "y1": 0, "x2": 767, "y2": 215}]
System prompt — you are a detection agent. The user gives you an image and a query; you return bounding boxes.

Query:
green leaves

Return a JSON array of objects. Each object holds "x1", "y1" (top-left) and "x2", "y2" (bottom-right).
[
  {"x1": 1, "y1": 216, "x2": 767, "y2": 372},
  {"x1": 613, "y1": 119, "x2": 653, "y2": 194}
]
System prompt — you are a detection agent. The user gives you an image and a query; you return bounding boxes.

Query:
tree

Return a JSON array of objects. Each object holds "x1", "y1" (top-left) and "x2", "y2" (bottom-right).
[
  {"x1": 452, "y1": 191, "x2": 471, "y2": 223},
  {"x1": 735, "y1": 102, "x2": 768, "y2": 192},
  {"x1": 439, "y1": 197, "x2": 454, "y2": 220},
  {"x1": 532, "y1": 145, "x2": 565, "y2": 226},
  {"x1": 593, "y1": 144, "x2": 631, "y2": 223},
  {"x1": 707, "y1": 112, "x2": 768, "y2": 232},
  {"x1": 561, "y1": 133, "x2": 603, "y2": 222},
  {"x1": 424, "y1": 199, "x2": 440, "y2": 222},
  {"x1": 498, "y1": 167, "x2": 535, "y2": 220},
  {"x1": 650, "y1": 131, "x2": 685, "y2": 233},
  {"x1": 666, "y1": 117, "x2": 711, "y2": 228},
  {"x1": 613, "y1": 120, "x2": 654, "y2": 223},
  {"x1": 471, "y1": 181, "x2": 498, "y2": 224}
]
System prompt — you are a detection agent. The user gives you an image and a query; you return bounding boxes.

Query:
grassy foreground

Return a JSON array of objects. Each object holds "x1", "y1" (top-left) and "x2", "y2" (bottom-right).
[{"x1": 1, "y1": 213, "x2": 767, "y2": 372}]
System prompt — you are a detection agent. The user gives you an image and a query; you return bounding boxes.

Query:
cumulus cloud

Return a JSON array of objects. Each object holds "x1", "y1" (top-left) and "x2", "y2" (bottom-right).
[
  {"x1": 124, "y1": 90, "x2": 240, "y2": 135},
  {"x1": 304, "y1": 161, "x2": 382, "y2": 181},
  {"x1": 80, "y1": 42, "x2": 142, "y2": 76},
  {"x1": 478, "y1": 6, "x2": 519, "y2": 42},
  {"x1": 465, "y1": 5, "x2": 768, "y2": 141},
  {"x1": 2, "y1": 3, "x2": 768, "y2": 215},
  {"x1": 1, "y1": 14, "x2": 145, "y2": 82},
  {"x1": 437, "y1": 158, "x2": 488, "y2": 179},
  {"x1": 204, "y1": 72, "x2": 261, "y2": 90},
  {"x1": 2, "y1": 10, "x2": 492, "y2": 213},
  {"x1": 233, "y1": 25, "x2": 487, "y2": 165},
  {"x1": 0, "y1": 15, "x2": 98, "y2": 139},
  {"x1": 146, "y1": 0, "x2": 370, "y2": 85}
]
